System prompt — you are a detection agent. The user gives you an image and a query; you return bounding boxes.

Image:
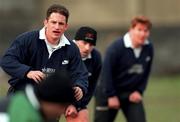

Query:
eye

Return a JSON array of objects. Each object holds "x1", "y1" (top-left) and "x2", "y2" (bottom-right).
[
  {"x1": 83, "y1": 41, "x2": 88, "y2": 45},
  {"x1": 58, "y1": 22, "x2": 66, "y2": 25},
  {"x1": 89, "y1": 43, "x2": 93, "y2": 47},
  {"x1": 51, "y1": 21, "x2": 56, "y2": 24},
  {"x1": 137, "y1": 28, "x2": 142, "y2": 31}
]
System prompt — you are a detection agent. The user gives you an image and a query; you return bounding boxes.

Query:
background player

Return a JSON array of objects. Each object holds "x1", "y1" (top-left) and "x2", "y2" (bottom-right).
[
  {"x1": 66, "y1": 26, "x2": 102, "y2": 122},
  {"x1": 94, "y1": 16, "x2": 154, "y2": 122}
]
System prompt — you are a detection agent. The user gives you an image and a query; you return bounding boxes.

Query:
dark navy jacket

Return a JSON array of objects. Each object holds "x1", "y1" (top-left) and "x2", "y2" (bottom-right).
[
  {"x1": 0, "y1": 30, "x2": 88, "y2": 94},
  {"x1": 78, "y1": 49, "x2": 102, "y2": 108},
  {"x1": 102, "y1": 35, "x2": 154, "y2": 97}
]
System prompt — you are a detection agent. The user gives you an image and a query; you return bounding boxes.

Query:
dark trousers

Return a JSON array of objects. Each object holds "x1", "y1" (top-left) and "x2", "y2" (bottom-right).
[
  {"x1": 94, "y1": 91, "x2": 146, "y2": 122},
  {"x1": 94, "y1": 89, "x2": 109, "y2": 122}
]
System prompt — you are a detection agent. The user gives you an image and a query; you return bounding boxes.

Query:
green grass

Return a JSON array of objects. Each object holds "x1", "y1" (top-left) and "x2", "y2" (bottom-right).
[
  {"x1": 0, "y1": 74, "x2": 9, "y2": 97},
  {"x1": 91, "y1": 76, "x2": 180, "y2": 122},
  {"x1": 143, "y1": 76, "x2": 180, "y2": 122},
  {"x1": 1, "y1": 76, "x2": 180, "y2": 122}
]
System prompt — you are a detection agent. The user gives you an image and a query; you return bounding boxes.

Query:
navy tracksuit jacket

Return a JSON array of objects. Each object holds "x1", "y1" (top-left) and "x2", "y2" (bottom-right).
[
  {"x1": 101, "y1": 36, "x2": 154, "y2": 97},
  {"x1": 79, "y1": 49, "x2": 102, "y2": 108},
  {"x1": 0, "y1": 30, "x2": 88, "y2": 95}
]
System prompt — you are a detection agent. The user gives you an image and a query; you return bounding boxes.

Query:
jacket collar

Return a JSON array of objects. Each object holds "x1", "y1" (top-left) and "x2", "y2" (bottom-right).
[
  {"x1": 39, "y1": 27, "x2": 70, "y2": 48},
  {"x1": 123, "y1": 33, "x2": 149, "y2": 49}
]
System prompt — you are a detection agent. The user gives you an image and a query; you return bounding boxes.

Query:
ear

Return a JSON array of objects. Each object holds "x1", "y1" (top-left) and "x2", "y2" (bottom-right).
[
  {"x1": 44, "y1": 19, "x2": 48, "y2": 27},
  {"x1": 64, "y1": 24, "x2": 69, "y2": 31},
  {"x1": 129, "y1": 28, "x2": 133, "y2": 33}
]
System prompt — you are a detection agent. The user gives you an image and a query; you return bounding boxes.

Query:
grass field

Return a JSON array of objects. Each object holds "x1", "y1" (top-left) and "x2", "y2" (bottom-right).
[
  {"x1": 87, "y1": 76, "x2": 180, "y2": 122},
  {"x1": 1, "y1": 75, "x2": 180, "y2": 122}
]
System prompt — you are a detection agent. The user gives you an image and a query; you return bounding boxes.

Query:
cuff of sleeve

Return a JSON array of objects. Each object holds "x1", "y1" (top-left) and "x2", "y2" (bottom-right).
[
  {"x1": 21, "y1": 65, "x2": 32, "y2": 79},
  {"x1": 137, "y1": 89, "x2": 143, "y2": 95},
  {"x1": 73, "y1": 85, "x2": 87, "y2": 98},
  {"x1": 107, "y1": 90, "x2": 116, "y2": 97},
  {"x1": 73, "y1": 81, "x2": 88, "y2": 95}
]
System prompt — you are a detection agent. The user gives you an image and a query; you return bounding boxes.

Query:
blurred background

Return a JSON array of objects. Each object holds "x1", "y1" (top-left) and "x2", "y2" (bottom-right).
[{"x1": 0, "y1": 0, "x2": 180, "y2": 122}]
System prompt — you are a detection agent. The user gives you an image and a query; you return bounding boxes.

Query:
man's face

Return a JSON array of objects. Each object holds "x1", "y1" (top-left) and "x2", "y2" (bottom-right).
[
  {"x1": 130, "y1": 23, "x2": 150, "y2": 47},
  {"x1": 44, "y1": 12, "x2": 68, "y2": 43},
  {"x1": 76, "y1": 40, "x2": 94, "y2": 58}
]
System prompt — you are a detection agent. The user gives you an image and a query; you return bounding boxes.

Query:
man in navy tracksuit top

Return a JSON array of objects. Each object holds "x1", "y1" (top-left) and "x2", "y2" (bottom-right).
[
  {"x1": 66, "y1": 27, "x2": 102, "y2": 122},
  {"x1": 94, "y1": 16, "x2": 154, "y2": 122},
  {"x1": 0, "y1": 4, "x2": 88, "y2": 117}
]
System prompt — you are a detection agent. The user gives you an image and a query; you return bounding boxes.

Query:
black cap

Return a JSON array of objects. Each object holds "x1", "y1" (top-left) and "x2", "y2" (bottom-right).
[
  {"x1": 35, "y1": 70, "x2": 75, "y2": 104},
  {"x1": 75, "y1": 26, "x2": 97, "y2": 45}
]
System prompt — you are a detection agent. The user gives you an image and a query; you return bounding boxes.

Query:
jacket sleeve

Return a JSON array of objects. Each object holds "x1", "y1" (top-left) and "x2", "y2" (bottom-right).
[
  {"x1": 81, "y1": 52, "x2": 102, "y2": 106},
  {"x1": 102, "y1": 45, "x2": 118, "y2": 97},
  {"x1": 68, "y1": 44, "x2": 88, "y2": 95},
  {"x1": 1, "y1": 36, "x2": 31, "y2": 79},
  {"x1": 137, "y1": 45, "x2": 154, "y2": 94}
]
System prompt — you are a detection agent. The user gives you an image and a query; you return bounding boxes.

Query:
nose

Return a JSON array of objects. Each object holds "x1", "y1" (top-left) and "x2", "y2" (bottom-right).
[{"x1": 54, "y1": 23, "x2": 60, "y2": 30}]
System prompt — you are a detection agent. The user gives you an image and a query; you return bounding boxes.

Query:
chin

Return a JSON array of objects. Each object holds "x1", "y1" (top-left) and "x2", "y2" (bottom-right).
[
  {"x1": 82, "y1": 54, "x2": 88, "y2": 58},
  {"x1": 53, "y1": 35, "x2": 61, "y2": 39},
  {"x1": 138, "y1": 40, "x2": 145, "y2": 44}
]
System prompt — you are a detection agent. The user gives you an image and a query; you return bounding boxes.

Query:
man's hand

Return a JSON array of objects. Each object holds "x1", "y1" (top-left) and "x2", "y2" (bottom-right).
[
  {"x1": 66, "y1": 109, "x2": 89, "y2": 122},
  {"x1": 26, "y1": 71, "x2": 45, "y2": 84},
  {"x1": 129, "y1": 91, "x2": 142, "y2": 103},
  {"x1": 73, "y1": 86, "x2": 83, "y2": 101},
  {"x1": 108, "y1": 96, "x2": 120, "y2": 109},
  {"x1": 65, "y1": 105, "x2": 78, "y2": 118}
]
